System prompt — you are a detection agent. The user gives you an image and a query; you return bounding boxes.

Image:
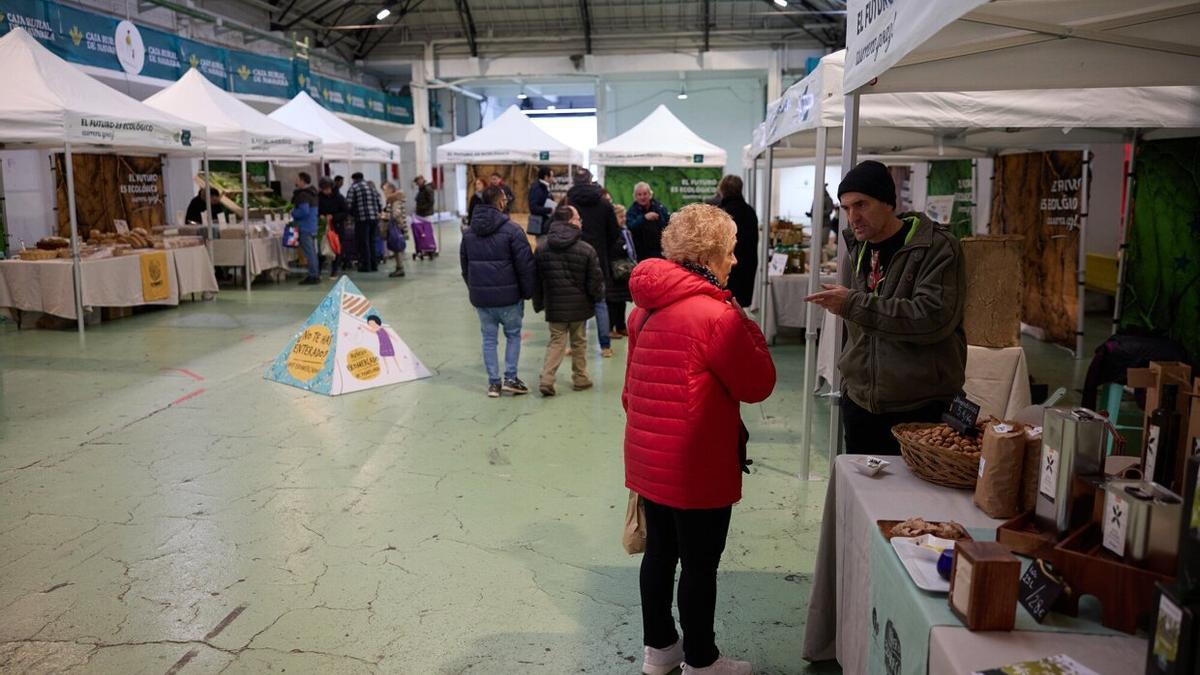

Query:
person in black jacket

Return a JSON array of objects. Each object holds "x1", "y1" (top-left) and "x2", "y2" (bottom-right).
[
  {"x1": 626, "y1": 181, "x2": 670, "y2": 261},
  {"x1": 565, "y1": 168, "x2": 622, "y2": 358},
  {"x1": 461, "y1": 186, "x2": 537, "y2": 398},
  {"x1": 527, "y1": 167, "x2": 555, "y2": 236},
  {"x1": 718, "y1": 175, "x2": 759, "y2": 307},
  {"x1": 533, "y1": 205, "x2": 603, "y2": 396},
  {"x1": 318, "y1": 178, "x2": 350, "y2": 276}
]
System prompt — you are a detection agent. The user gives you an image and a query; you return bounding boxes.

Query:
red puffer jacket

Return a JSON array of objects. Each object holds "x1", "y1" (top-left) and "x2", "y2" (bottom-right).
[{"x1": 623, "y1": 259, "x2": 777, "y2": 509}]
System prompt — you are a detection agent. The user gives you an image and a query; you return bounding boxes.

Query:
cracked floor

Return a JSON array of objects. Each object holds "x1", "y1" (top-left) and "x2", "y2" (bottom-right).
[{"x1": 0, "y1": 232, "x2": 839, "y2": 674}]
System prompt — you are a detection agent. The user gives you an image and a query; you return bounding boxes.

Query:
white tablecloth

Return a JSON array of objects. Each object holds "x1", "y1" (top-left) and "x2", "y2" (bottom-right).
[
  {"x1": 815, "y1": 310, "x2": 1032, "y2": 419},
  {"x1": 210, "y1": 238, "x2": 290, "y2": 276},
  {"x1": 760, "y1": 272, "x2": 838, "y2": 342},
  {"x1": 0, "y1": 247, "x2": 217, "y2": 320},
  {"x1": 802, "y1": 456, "x2": 1144, "y2": 674}
]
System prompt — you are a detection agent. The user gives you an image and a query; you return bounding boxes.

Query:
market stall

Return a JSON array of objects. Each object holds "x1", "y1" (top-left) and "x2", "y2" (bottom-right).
[
  {"x1": 748, "y1": 46, "x2": 1200, "y2": 475},
  {"x1": 802, "y1": 455, "x2": 1147, "y2": 675},
  {"x1": 591, "y1": 104, "x2": 726, "y2": 210},
  {"x1": 269, "y1": 91, "x2": 400, "y2": 165},
  {"x1": 436, "y1": 105, "x2": 582, "y2": 229},
  {"x1": 0, "y1": 28, "x2": 210, "y2": 333},
  {"x1": 145, "y1": 69, "x2": 321, "y2": 290}
]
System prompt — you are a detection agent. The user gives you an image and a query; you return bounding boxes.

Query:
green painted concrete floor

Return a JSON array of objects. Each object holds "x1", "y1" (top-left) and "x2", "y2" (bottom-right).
[{"x1": 0, "y1": 234, "x2": 840, "y2": 674}]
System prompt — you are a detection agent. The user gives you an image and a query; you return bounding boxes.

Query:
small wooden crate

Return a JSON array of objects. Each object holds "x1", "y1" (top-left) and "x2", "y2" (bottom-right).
[{"x1": 949, "y1": 540, "x2": 1021, "y2": 631}]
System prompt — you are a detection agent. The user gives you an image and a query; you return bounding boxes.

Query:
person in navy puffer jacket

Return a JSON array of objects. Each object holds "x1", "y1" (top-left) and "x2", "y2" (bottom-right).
[
  {"x1": 460, "y1": 185, "x2": 537, "y2": 398},
  {"x1": 291, "y1": 172, "x2": 320, "y2": 285},
  {"x1": 623, "y1": 203, "x2": 776, "y2": 675}
]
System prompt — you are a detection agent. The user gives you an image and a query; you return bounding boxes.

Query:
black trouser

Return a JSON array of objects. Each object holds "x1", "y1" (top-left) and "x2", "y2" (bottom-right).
[
  {"x1": 355, "y1": 218, "x2": 377, "y2": 271},
  {"x1": 841, "y1": 396, "x2": 948, "y2": 455},
  {"x1": 640, "y1": 498, "x2": 732, "y2": 669},
  {"x1": 608, "y1": 301, "x2": 627, "y2": 332}
]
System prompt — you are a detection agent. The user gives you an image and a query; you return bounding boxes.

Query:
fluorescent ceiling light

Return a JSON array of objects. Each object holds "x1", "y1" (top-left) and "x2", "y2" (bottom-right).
[
  {"x1": 774, "y1": 0, "x2": 788, "y2": 7},
  {"x1": 376, "y1": 8, "x2": 391, "y2": 20},
  {"x1": 677, "y1": 91, "x2": 688, "y2": 100},
  {"x1": 517, "y1": 91, "x2": 528, "y2": 100},
  {"x1": 547, "y1": 105, "x2": 557, "y2": 111}
]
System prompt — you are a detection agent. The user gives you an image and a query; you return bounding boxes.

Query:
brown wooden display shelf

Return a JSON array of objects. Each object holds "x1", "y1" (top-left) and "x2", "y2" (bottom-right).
[{"x1": 996, "y1": 510, "x2": 1058, "y2": 559}]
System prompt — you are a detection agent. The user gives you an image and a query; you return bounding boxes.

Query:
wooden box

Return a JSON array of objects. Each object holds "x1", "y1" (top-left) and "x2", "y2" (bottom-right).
[
  {"x1": 949, "y1": 540, "x2": 1021, "y2": 631},
  {"x1": 997, "y1": 510, "x2": 1058, "y2": 559},
  {"x1": 961, "y1": 235, "x2": 1023, "y2": 348}
]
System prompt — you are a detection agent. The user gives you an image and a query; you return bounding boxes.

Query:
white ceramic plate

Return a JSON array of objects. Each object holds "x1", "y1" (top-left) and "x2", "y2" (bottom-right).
[
  {"x1": 890, "y1": 535, "x2": 958, "y2": 593},
  {"x1": 851, "y1": 456, "x2": 891, "y2": 477}
]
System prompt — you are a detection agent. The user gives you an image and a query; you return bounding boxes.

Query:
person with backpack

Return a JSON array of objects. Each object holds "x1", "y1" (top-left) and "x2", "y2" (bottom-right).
[
  {"x1": 533, "y1": 205, "x2": 604, "y2": 397},
  {"x1": 461, "y1": 185, "x2": 537, "y2": 398}
]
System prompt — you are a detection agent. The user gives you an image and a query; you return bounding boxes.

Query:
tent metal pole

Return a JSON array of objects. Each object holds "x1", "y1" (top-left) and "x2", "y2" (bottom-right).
[
  {"x1": 799, "y1": 125, "x2": 830, "y2": 481},
  {"x1": 65, "y1": 143, "x2": 84, "y2": 336},
  {"x1": 1111, "y1": 131, "x2": 1139, "y2": 335},
  {"x1": 202, "y1": 153, "x2": 213, "y2": 261},
  {"x1": 829, "y1": 92, "x2": 860, "y2": 459},
  {"x1": 759, "y1": 146, "x2": 775, "y2": 335},
  {"x1": 241, "y1": 155, "x2": 251, "y2": 292},
  {"x1": 1076, "y1": 147, "x2": 1091, "y2": 358}
]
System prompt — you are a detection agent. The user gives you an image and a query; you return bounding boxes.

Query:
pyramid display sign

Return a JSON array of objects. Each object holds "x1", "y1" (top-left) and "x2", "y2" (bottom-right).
[{"x1": 265, "y1": 277, "x2": 431, "y2": 395}]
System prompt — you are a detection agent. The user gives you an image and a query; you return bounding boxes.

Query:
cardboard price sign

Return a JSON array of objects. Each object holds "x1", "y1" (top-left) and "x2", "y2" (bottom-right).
[{"x1": 1018, "y1": 559, "x2": 1068, "y2": 623}]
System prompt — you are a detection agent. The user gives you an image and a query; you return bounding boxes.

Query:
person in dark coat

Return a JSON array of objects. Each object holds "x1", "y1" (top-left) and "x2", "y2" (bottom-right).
[
  {"x1": 291, "y1": 172, "x2": 321, "y2": 285},
  {"x1": 566, "y1": 168, "x2": 622, "y2": 358},
  {"x1": 413, "y1": 175, "x2": 435, "y2": 217},
  {"x1": 626, "y1": 181, "x2": 670, "y2": 261},
  {"x1": 527, "y1": 167, "x2": 555, "y2": 235},
  {"x1": 461, "y1": 186, "x2": 537, "y2": 398},
  {"x1": 608, "y1": 203, "x2": 635, "y2": 338},
  {"x1": 489, "y1": 173, "x2": 516, "y2": 214},
  {"x1": 466, "y1": 178, "x2": 486, "y2": 227},
  {"x1": 718, "y1": 175, "x2": 759, "y2": 308},
  {"x1": 533, "y1": 205, "x2": 604, "y2": 396},
  {"x1": 318, "y1": 178, "x2": 350, "y2": 276}
]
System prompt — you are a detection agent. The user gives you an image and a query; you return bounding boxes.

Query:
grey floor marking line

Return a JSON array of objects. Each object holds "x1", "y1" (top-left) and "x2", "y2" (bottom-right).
[
  {"x1": 203, "y1": 604, "x2": 247, "y2": 641},
  {"x1": 164, "y1": 647, "x2": 199, "y2": 675}
]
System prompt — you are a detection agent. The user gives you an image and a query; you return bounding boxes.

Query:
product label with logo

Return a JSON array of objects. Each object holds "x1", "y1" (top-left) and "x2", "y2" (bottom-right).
[
  {"x1": 1039, "y1": 445, "x2": 1059, "y2": 500},
  {"x1": 1145, "y1": 424, "x2": 1161, "y2": 480},
  {"x1": 1153, "y1": 592, "x2": 1183, "y2": 665},
  {"x1": 1102, "y1": 489, "x2": 1128, "y2": 557},
  {"x1": 978, "y1": 457, "x2": 986, "y2": 478}
]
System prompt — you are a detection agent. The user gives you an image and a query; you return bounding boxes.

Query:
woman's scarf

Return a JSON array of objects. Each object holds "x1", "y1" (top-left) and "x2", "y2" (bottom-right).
[{"x1": 680, "y1": 260, "x2": 723, "y2": 289}]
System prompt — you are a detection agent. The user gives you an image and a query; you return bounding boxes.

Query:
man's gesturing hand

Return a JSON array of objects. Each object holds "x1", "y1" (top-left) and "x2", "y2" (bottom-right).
[{"x1": 805, "y1": 283, "x2": 850, "y2": 316}]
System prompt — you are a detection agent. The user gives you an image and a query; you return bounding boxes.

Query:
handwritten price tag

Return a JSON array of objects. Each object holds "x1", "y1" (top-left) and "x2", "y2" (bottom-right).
[{"x1": 1019, "y1": 559, "x2": 1067, "y2": 623}]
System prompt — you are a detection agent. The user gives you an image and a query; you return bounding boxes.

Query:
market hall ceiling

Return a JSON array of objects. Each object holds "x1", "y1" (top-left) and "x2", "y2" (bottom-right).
[{"x1": 263, "y1": 0, "x2": 847, "y2": 60}]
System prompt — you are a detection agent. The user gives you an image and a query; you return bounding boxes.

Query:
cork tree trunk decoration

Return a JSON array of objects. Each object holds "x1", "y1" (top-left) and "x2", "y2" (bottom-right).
[
  {"x1": 990, "y1": 151, "x2": 1085, "y2": 349},
  {"x1": 54, "y1": 154, "x2": 165, "y2": 237},
  {"x1": 467, "y1": 164, "x2": 572, "y2": 217}
]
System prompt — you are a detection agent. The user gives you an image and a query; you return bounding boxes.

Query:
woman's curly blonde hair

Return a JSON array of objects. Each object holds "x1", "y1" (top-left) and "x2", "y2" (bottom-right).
[{"x1": 661, "y1": 203, "x2": 737, "y2": 265}]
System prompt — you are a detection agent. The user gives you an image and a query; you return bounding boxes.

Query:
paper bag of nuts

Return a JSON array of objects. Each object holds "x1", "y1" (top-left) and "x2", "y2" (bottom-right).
[{"x1": 973, "y1": 421, "x2": 1027, "y2": 518}]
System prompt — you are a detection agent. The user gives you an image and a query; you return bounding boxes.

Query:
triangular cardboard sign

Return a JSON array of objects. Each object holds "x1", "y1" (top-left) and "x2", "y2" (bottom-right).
[{"x1": 265, "y1": 277, "x2": 432, "y2": 395}]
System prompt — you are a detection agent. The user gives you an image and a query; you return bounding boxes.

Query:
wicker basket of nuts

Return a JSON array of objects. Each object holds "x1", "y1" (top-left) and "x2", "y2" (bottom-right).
[{"x1": 891, "y1": 422, "x2": 984, "y2": 489}]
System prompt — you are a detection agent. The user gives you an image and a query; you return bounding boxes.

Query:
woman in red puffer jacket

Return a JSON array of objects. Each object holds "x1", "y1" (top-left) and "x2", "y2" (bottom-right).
[{"x1": 623, "y1": 204, "x2": 776, "y2": 675}]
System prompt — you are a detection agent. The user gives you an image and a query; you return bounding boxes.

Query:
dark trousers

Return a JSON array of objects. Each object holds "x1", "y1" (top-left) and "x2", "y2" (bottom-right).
[
  {"x1": 640, "y1": 498, "x2": 732, "y2": 668},
  {"x1": 841, "y1": 396, "x2": 947, "y2": 455},
  {"x1": 608, "y1": 301, "x2": 627, "y2": 332},
  {"x1": 355, "y1": 219, "x2": 377, "y2": 271}
]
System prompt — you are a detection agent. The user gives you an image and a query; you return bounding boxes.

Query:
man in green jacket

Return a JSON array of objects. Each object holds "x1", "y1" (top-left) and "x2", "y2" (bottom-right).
[{"x1": 806, "y1": 160, "x2": 967, "y2": 455}]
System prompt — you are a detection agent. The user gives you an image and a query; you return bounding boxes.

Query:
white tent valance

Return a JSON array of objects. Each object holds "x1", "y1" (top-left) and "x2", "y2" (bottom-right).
[
  {"x1": 436, "y1": 106, "x2": 583, "y2": 166},
  {"x1": 269, "y1": 92, "x2": 399, "y2": 163},
  {"x1": 0, "y1": 29, "x2": 205, "y2": 153},
  {"x1": 592, "y1": 105, "x2": 726, "y2": 167},
  {"x1": 145, "y1": 69, "x2": 319, "y2": 160}
]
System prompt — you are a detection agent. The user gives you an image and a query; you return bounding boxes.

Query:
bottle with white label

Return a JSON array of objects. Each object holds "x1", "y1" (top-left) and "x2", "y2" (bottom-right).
[{"x1": 1147, "y1": 385, "x2": 1183, "y2": 490}]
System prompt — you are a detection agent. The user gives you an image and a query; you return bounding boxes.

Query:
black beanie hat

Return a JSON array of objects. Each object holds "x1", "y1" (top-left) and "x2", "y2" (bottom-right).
[{"x1": 837, "y1": 160, "x2": 896, "y2": 208}]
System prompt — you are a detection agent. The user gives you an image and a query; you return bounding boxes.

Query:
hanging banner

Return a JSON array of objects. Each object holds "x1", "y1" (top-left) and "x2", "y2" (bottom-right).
[
  {"x1": 53, "y1": 154, "x2": 165, "y2": 237},
  {"x1": 139, "y1": 25, "x2": 182, "y2": 80},
  {"x1": 386, "y1": 95, "x2": 414, "y2": 125},
  {"x1": 52, "y1": 3, "x2": 117, "y2": 69},
  {"x1": 227, "y1": 51, "x2": 292, "y2": 98},
  {"x1": 843, "y1": 0, "x2": 989, "y2": 93},
  {"x1": 927, "y1": 159, "x2": 974, "y2": 238},
  {"x1": 1119, "y1": 137, "x2": 1200, "y2": 359},
  {"x1": 177, "y1": 37, "x2": 228, "y2": 87},
  {"x1": 0, "y1": 0, "x2": 57, "y2": 42},
  {"x1": 990, "y1": 150, "x2": 1085, "y2": 349},
  {"x1": 605, "y1": 166, "x2": 723, "y2": 213}
]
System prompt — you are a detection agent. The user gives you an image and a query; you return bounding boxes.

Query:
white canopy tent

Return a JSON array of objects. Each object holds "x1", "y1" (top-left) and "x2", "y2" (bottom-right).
[
  {"x1": 436, "y1": 105, "x2": 584, "y2": 166},
  {"x1": 748, "y1": 46, "x2": 1200, "y2": 479},
  {"x1": 0, "y1": 28, "x2": 207, "y2": 333},
  {"x1": 269, "y1": 92, "x2": 399, "y2": 164},
  {"x1": 592, "y1": 104, "x2": 726, "y2": 167},
  {"x1": 823, "y1": 0, "x2": 1200, "y2": 458},
  {"x1": 146, "y1": 69, "x2": 322, "y2": 290}
]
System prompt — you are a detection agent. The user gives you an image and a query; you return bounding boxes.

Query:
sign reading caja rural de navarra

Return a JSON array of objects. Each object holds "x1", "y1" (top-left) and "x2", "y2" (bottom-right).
[{"x1": 265, "y1": 277, "x2": 432, "y2": 396}]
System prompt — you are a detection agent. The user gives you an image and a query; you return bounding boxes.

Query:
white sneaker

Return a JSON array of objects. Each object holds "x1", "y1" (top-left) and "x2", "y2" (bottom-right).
[
  {"x1": 642, "y1": 641, "x2": 684, "y2": 675},
  {"x1": 682, "y1": 656, "x2": 752, "y2": 675}
]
